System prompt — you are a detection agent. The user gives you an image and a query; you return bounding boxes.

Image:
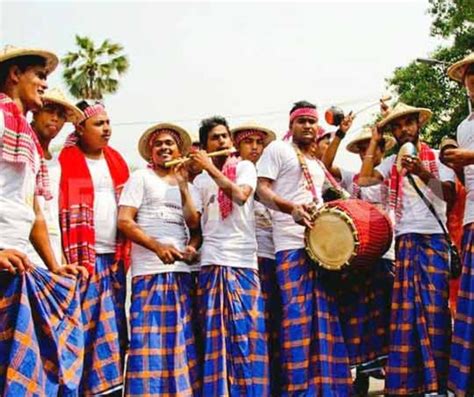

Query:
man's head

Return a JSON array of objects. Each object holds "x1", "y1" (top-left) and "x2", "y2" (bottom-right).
[
  {"x1": 289, "y1": 100, "x2": 319, "y2": 146},
  {"x1": 464, "y1": 63, "x2": 474, "y2": 103},
  {"x1": 199, "y1": 116, "x2": 232, "y2": 153},
  {"x1": 32, "y1": 102, "x2": 67, "y2": 143},
  {"x1": 312, "y1": 127, "x2": 332, "y2": 159},
  {"x1": 232, "y1": 125, "x2": 276, "y2": 164},
  {"x1": 75, "y1": 100, "x2": 111, "y2": 152},
  {"x1": 0, "y1": 47, "x2": 58, "y2": 114},
  {"x1": 447, "y1": 52, "x2": 474, "y2": 102}
]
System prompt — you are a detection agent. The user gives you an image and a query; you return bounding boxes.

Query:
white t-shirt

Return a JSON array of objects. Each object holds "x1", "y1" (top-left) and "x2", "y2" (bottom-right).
[
  {"x1": 119, "y1": 168, "x2": 202, "y2": 277},
  {"x1": 376, "y1": 152, "x2": 455, "y2": 236},
  {"x1": 193, "y1": 160, "x2": 258, "y2": 269},
  {"x1": 26, "y1": 153, "x2": 62, "y2": 268},
  {"x1": 340, "y1": 168, "x2": 395, "y2": 261},
  {"x1": 257, "y1": 140, "x2": 326, "y2": 253},
  {"x1": 85, "y1": 157, "x2": 117, "y2": 253},
  {"x1": 254, "y1": 200, "x2": 275, "y2": 259},
  {"x1": 457, "y1": 115, "x2": 474, "y2": 226},
  {"x1": 0, "y1": 111, "x2": 39, "y2": 253}
]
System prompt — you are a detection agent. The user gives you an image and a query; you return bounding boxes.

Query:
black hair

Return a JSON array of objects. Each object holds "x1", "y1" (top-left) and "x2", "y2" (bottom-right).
[
  {"x1": 0, "y1": 55, "x2": 46, "y2": 88},
  {"x1": 198, "y1": 116, "x2": 229, "y2": 149},
  {"x1": 289, "y1": 100, "x2": 316, "y2": 115}
]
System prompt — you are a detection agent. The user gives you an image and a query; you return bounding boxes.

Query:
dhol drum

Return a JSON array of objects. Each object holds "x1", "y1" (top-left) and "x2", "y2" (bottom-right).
[{"x1": 305, "y1": 199, "x2": 393, "y2": 271}]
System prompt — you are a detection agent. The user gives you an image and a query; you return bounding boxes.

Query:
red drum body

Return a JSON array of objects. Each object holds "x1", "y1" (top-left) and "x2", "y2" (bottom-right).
[{"x1": 305, "y1": 199, "x2": 393, "y2": 271}]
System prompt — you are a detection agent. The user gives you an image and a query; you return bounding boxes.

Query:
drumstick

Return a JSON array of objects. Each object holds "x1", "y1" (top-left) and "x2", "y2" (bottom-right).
[
  {"x1": 353, "y1": 95, "x2": 392, "y2": 117},
  {"x1": 164, "y1": 147, "x2": 237, "y2": 168}
]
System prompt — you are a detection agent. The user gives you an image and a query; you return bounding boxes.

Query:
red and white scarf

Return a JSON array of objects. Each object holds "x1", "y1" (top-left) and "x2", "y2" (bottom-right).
[
  {"x1": 389, "y1": 142, "x2": 439, "y2": 222},
  {"x1": 59, "y1": 133, "x2": 130, "y2": 274},
  {"x1": 0, "y1": 93, "x2": 52, "y2": 200},
  {"x1": 218, "y1": 154, "x2": 240, "y2": 219}
]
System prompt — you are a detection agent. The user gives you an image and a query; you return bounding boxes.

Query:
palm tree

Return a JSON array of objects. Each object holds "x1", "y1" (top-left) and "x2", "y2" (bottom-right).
[{"x1": 62, "y1": 35, "x2": 130, "y2": 100}]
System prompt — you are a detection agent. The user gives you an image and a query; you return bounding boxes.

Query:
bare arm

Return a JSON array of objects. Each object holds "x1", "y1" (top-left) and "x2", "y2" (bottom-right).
[
  {"x1": 118, "y1": 205, "x2": 183, "y2": 264},
  {"x1": 358, "y1": 128, "x2": 385, "y2": 187},
  {"x1": 321, "y1": 135, "x2": 342, "y2": 179},
  {"x1": 175, "y1": 164, "x2": 201, "y2": 230}
]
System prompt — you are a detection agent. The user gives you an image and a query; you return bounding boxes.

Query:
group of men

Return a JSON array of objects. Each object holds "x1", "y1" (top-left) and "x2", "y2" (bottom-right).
[{"x1": 1, "y1": 43, "x2": 474, "y2": 397}]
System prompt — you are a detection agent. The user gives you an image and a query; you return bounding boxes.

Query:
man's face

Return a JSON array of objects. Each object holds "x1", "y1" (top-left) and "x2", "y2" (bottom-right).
[
  {"x1": 16, "y1": 65, "x2": 49, "y2": 112},
  {"x1": 206, "y1": 124, "x2": 232, "y2": 153},
  {"x1": 464, "y1": 72, "x2": 474, "y2": 103},
  {"x1": 77, "y1": 112, "x2": 112, "y2": 152},
  {"x1": 291, "y1": 116, "x2": 318, "y2": 146},
  {"x1": 238, "y1": 133, "x2": 265, "y2": 164},
  {"x1": 151, "y1": 131, "x2": 181, "y2": 166},
  {"x1": 388, "y1": 114, "x2": 420, "y2": 146},
  {"x1": 32, "y1": 103, "x2": 67, "y2": 142}
]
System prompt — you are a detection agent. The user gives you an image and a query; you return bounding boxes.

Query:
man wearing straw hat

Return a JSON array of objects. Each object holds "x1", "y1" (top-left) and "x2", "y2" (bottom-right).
[
  {"x1": 0, "y1": 45, "x2": 84, "y2": 395},
  {"x1": 232, "y1": 122, "x2": 281, "y2": 394},
  {"x1": 444, "y1": 52, "x2": 474, "y2": 397},
  {"x1": 190, "y1": 116, "x2": 269, "y2": 396},
  {"x1": 256, "y1": 100, "x2": 354, "y2": 396},
  {"x1": 26, "y1": 88, "x2": 83, "y2": 269},
  {"x1": 118, "y1": 123, "x2": 202, "y2": 396},
  {"x1": 322, "y1": 126, "x2": 396, "y2": 394},
  {"x1": 359, "y1": 102, "x2": 455, "y2": 396}
]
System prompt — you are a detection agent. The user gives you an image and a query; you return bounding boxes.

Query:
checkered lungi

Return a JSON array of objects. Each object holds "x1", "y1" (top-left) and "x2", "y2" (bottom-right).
[
  {"x1": 0, "y1": 267, "x2": 83, "y2": 396},
  {"x1": 276, "y1": 249, "x2": 352, "y2": 397},
  {"x1": 79, "y1": 253, "x2": 128, "y2": 395},
  {"x1": 449, "y1": 222, "x2": 474, "y2": 397},
  {"x1": 197, "y1": 265, "x2": 269, "y2": 396},
  {"x1": 258, "y1": 256, "x2": 281, "y2": 396},
  {"x1": 331, "y1": 258, "x2": 394, "y2": 369},
  {"x1": 385, "y1": 233, "x2": 451, "y2": 396},
  {"x1": 125, "y1": 272, "x2": 200, "y2": 396}
]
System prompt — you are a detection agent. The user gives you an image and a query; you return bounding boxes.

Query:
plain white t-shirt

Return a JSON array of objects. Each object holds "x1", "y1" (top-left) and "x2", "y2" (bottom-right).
[
  {"x1": 119, "y1": 168, "x2": 202, "y2": 277},
  {"x1": 457, "y1": 115, "x2": 474, "y2": 226},
  {"x1": 193, "y1": 160, "x2": 258, "y2": 269},
  {"x1": 85, "y1": 157, "x2": 117, "y2": 253},
  {"x1": 254, "y1": 200, "x2": 275, "y2": 259},
  {"x1": 0, "y1": 111, "x2": 39, "y2": 253},
  {"x1": 257, "y1": 140, "x2": 326, "y2": 253},
  {"x1": 376, "y1": 152, "x2": 455, "y2": 236},
  {"x1": 26, "y1": 153, "x2": 62, "y2": 268},
  {"x1": 340, "y1": 168, "x2": 395, "y2": 261}
]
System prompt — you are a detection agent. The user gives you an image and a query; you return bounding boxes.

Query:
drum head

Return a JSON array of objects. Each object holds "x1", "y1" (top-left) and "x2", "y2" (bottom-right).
[{"x1": 306, "y1": 211, "x2": 355, "y2": 270}]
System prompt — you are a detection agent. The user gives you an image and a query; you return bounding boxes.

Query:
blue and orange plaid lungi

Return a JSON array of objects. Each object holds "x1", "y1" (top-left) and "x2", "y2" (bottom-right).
[
  {"x1": 197, "y1": 265, "x2": 269, "y2": 397},
  {"x1": 385, "y1": 233, "x2": 451, "y2": 396},
  {"x1": 79, "y1": 253, "x2": 128, "y2": 396},
  {"x1": 449, "y1": 222, "x2": 474, "y2": 397},
  {"x1": 276, "y1": 249, "x2": 352, "y2": 397},
  {"x1": 0, "y1": 267, "x2": 83, "y2": 396},
  {"x1": 258, "y1": 257, "x2": 281, "y2": 396},
  {"x1": 125, "y1": 272, "x2": 200, "y2": 396},
  {"x1": 330, "y1": 258, "x2": 394, "y2": 369}
]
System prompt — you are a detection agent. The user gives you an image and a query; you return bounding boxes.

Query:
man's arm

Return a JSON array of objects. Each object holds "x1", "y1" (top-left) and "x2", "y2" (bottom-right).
[
  {"x1": 321, "y1": 135, "x2": 342, "y2": 179},
  {"x1": 358, "y1": 127, "x2": 385, "y2": 186},
  {"x1": 0, "y1": 249, "x2": 31, "y2": 274}
]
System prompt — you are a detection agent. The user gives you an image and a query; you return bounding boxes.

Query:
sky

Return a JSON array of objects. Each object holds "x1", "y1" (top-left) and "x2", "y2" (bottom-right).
[{"x1": 1, "y1": 0, "x2": 443, "y2": 169}]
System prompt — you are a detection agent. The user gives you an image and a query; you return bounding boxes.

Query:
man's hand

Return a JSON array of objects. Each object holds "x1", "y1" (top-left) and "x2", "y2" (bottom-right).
[
  {"x1": 182, "y1": 245, "x2": 198, "y2": 264},
  {"x1": 291, "y1": 204, "x2": 315, "y2": 228},
  {"x1": 154, "y1": 242, "x2": 184, "y2": 264},
  {"x1": 441, "y1": 148, "x2": 474, "y2": 170},
  {"x1": 371, "y1": 125, "x2": 384, "y2": 143},
  {"x1": 0, "y1": 249, "x2": 32, "y2": 274},
  {"x1": 189, "y1": 150, "x2": 214, "y2": 172},
  {"x1": 380, "y1": 99, "x2": 390, "y2": 117},
  {"x1": 53, "y1": 264, "x2": 89, "y2": 278},
  {"x1": 339, "y1": 112, "x2": 355, "y2": 134},
  {"x1": 174, "y1": 162, "x2": 189, "y2": 186},
  {"x1": 401, "y1": 155, "x2": 426, "y2": 176}
]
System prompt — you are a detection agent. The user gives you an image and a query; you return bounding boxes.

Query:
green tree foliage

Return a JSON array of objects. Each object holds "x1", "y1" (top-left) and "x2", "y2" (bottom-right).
[
  {"x1": 386, "y1": 0, "x2": 473, "y2": 146},
  {"x1": 62, "y1": 35, "x2": 129, "y2": 100}
]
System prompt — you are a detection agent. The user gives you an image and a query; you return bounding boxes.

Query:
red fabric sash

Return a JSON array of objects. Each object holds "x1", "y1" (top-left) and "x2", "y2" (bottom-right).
[
  {"x1": 59, "y1": 144, "x2": 130, "y2": 274},
  {"x1": 0, "y1": 93, "x2": 52, "y2": 199},
  {"x1": 389, "y1": 142, "x2": 439, "y2": 222},
  {"x1": 218, "y1": 154, "x2": 240, "y2": 219}
]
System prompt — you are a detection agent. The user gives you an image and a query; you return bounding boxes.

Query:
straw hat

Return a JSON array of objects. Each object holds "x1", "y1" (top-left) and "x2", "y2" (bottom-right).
[
  {"x1": 447, "y1": 53, "x2": 474, "y2": 83},
  {"x1": 41, "y1": 88, "x2": 84, "y2": 124},
  {"x1": 231, "y1": 123, "x2": 276, "y2": 147},
  {"x1": 138, "y1": 122, "x2": 192, "y2": 162},
  {"x1": 346, "y1": 127, "x2": 396, "y2": 154},
  {"x1": 377, "y1": 102, "x2": 432, "y2": 130},
  {"x1": 0, "y1": 45, "x2": 58, "y2": 74}
]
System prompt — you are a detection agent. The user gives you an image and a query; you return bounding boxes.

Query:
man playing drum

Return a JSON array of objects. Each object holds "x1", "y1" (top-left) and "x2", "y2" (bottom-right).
[
  {"x1": 257, "y1": 100, "x2": 354, "y2": 396},
  {"x1": 359, "y1": 102, "x2": 455, "y2": 396},
  {"x1": 445, "y1": 52, "x2": 474, "y2": 397},
  {"x1": 322, "y1": 126, "x2": 396, "y2": 394}
]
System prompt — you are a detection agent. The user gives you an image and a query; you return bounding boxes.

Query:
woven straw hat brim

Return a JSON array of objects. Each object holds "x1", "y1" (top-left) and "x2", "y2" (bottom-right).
[
  {"x1": 0, "y1": 47, "x2": 59, "y2": 74},
  {"x1": 138, "y1": 123, "x2": 192, "y2": 162},
  {"x1": 447, "y1": 53, "x2": 474, "y2": 83},
  {"x1": 42, "y1": 94, "x2": 84, "y2": 124},
  {"x1": 231, "y1": 124, "x2": 276, "y2": 147},
  {"x1": 346, "y1": 130, "x2": 396, "y2": 154},
  {"x1": 377, "y1": 104, "x2": 432, "y2": 130}
]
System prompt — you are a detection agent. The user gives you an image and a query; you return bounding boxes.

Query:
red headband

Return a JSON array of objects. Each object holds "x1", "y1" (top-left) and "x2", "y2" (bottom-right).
[
  {"x1": 289, "y1": 107, "x2": 319, "y2": 123},
  {"x1": 234, "y1": 130, "x2": 266, "y2": 146},
  {"x1": 77, "y1": 103, "x2": 106, "y2": 124},
  {"x1": 149, "y1": 129, "x2": 183, "y2": 150}
]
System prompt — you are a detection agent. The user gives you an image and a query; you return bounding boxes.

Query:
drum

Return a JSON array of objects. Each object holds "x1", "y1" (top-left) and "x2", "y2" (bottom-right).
[{"x1": 305, "y1": 199, "x2": 393, "y2": 271}]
